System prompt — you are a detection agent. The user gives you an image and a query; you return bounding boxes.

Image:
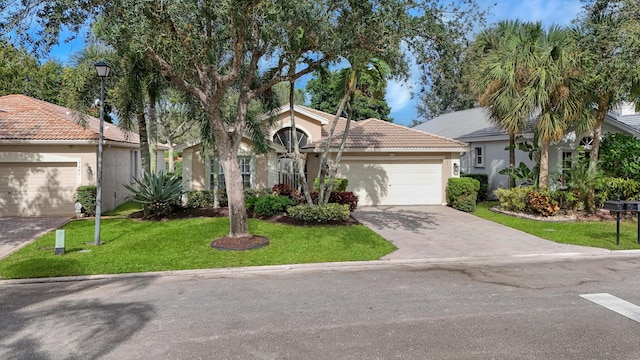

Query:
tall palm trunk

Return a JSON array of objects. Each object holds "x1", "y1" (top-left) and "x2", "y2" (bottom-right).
[
  {"x1": 137, "y1": 108, "x2": 151, "y2": 175},
  {"x1": 323, "y1": 92, "x2": 354, "y2": 204},
  {"x1": 316, "y1": 71, "x2": 355, "y2": 205},
  {"x1": 509, "y1": 134, "x2": 516, "y2": 188},
  {"x1": 289, "y1": 77, "x2": 313, "y2": 205},
  {"x1": 147, "y1": 98, "x2": 158, "y2": 173},
  {"x1": 586, "y1": 95, "x2": 610, "y2": 213},
  {"x1": 539, "y1": 140, "x2": 549, "y2": 188}
]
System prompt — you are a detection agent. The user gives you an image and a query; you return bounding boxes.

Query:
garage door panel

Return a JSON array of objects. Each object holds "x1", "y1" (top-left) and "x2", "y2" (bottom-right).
[
  {"x1": 0, "y1": 162, "x2": 78, "y2": 216},
  {"x1": 338, "y1": 159, "x2": 442, "y2": 206}
]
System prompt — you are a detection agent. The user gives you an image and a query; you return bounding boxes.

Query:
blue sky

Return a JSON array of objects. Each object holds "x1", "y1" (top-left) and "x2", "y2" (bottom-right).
[{"x1": 47, "y1": 0, "x2": 585, "y2": 126}]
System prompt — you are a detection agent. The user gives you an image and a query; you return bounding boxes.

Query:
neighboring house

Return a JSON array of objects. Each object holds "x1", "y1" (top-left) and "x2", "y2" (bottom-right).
[
  {"x1": 0, "y1": 94, "x2": 165, "y2": 216},
  {"x1": 178, "y1": 105, "x2": 468, "y2": 206},
  {"x1": 414, "y1": 104, "x2": 640, "y2": 198}
]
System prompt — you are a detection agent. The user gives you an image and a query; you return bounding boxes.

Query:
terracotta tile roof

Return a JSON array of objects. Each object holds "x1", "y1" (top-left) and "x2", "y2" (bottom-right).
[
  {"x1": 305, "y1": 118, "x2": 469, "y2": 151},
  {"x1": 0, "y1": 94, "x2": 138, "y2": 143}
]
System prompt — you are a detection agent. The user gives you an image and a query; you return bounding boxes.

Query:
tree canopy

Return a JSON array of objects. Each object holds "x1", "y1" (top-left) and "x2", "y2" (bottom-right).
[
  {"x1": 0, "y1": 39, "x2": 64, "y2": 103},
  {"x1": 2, "y1": 0, "x2": 487, "y2": 239},
  {"x1": 306, "y1": 68, "x2": 393, "y2": 122}
]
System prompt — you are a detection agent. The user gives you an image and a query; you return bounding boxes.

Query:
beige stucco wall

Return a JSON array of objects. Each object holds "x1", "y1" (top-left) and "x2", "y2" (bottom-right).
[{"x1": 183, "y1": 140, "x2": 277, "y2": 192}]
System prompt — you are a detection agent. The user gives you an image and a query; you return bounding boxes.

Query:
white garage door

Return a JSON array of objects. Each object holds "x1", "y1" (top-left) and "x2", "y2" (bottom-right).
[
  {"x1": 338, "y1": 159, "x2": 442, "y2": 206},
  {"x1": 0, "y1": 162, "x2": 78, "y2": 216}
]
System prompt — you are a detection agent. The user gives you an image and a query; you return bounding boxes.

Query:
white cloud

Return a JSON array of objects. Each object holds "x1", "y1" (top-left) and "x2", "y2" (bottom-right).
[{"x1": 386, "y1": 80, "x2": 412, "y2": 111}]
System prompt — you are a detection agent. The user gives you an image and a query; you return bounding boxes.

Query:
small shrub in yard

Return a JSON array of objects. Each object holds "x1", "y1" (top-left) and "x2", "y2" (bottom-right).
[
  {"x1": 446, "y1": 177, "x2": 479, "y2": 212},
  {"x1": 594, "y1": 177, "x2": 640, "y2": 206},
  {"x1": 253, "y1": 195, "x2": 295, "y2": 217},
  {"x1": 75, "y1": 185, "x2": 97, "y2": 216},
  {"x1": 313, "y1": 178, "x2": 349, "y2": 192},
  {"x1": 552, "y1": 190, "x2": 583, "y2": 211},
  {"x1": 124, "y1": 171, "x2": 183, "y2": 217},
  {"x1": 187, "y1": 190, "x2": 216, "y2": 208},
  {"x1": 494, "y1": 187, "x2": 534, "y2": 213},
  {"x1": 309, "y1": 191, "x2": 359, "y2": 212},
  {"x1": 328, "y1": 191, "x2": 359, "y2": 212},
  {"x1": 462, "y1": 174, "x2": 488, "y2": 201},
  {"x1": 287, "y1": 203, "x2": 350, "y2": 223},
  {"x1": 528, "y1": 189, "x2": 560, "y2": 217}
]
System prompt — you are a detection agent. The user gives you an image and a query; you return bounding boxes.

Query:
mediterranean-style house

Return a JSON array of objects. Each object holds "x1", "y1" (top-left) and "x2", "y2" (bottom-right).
[
  {"x1": 178, "y1": 105, "x2": 469, "y2": 206},
  {"x1": 0, "y1": 94, "x2": 165, "y2": 216},
  {"x1": 414, "y1": 104, "x2": 640, "y2": 198}
]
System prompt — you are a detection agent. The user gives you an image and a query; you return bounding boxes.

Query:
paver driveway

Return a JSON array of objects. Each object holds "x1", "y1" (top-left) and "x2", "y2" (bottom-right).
[
  {"x1": 0, "y1": 217, "x2": 70, "y2": 259},
  {"x1": 352, "y1": 205, "x2": 609, "y2": 260}
]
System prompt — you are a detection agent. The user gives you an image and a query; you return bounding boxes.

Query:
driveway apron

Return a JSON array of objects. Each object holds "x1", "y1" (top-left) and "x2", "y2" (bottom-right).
[
  {"x1": 0, "y1": 217, "x2": 70, "y2": 259},
  {"x1": 353, "y1": 206, "x2": 608, "y2": 260}
]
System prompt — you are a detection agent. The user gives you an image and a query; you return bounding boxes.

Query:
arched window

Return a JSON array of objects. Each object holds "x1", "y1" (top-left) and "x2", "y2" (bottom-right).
[{"x1": 273, "y1": 127, "x2": 308, "y2": 153}]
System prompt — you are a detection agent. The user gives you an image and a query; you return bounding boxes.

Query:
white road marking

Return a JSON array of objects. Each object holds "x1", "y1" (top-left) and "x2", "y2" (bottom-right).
[{"x1": 580, "y1": 293, "x2": 640, "y2": 323}]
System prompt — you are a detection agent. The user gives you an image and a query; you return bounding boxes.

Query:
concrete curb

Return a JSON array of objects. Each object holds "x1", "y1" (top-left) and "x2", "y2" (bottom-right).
[{"x1": 2, "y1": 250, "x2": 639, "y2": 286}]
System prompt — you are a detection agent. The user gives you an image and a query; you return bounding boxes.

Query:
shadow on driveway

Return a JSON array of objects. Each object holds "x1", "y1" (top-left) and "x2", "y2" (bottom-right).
[{"x1": 353, "y1": 205, "x2": 609, "y2": 260}]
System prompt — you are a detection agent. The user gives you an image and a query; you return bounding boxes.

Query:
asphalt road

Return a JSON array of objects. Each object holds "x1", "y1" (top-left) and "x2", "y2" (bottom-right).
[{"x1": 2, "y1": 256, "x2": 640, "y2": 359}]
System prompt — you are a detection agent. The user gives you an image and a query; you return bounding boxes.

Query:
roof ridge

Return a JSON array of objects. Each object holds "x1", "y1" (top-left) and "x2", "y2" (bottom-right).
[{"x1": 385, "y1": 119, "x2": 469, "y2": 147}]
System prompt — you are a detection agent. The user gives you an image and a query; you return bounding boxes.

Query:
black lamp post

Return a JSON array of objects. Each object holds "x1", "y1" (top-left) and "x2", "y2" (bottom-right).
[{"x1": 94, "y1": 61, "x2": 110, "y2": 246}]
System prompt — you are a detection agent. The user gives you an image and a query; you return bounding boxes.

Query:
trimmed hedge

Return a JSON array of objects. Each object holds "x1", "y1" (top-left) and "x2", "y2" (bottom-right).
[
  {"x1": 446, "y1": 177, "x2": 480, "y2": 212},
  {"x1": 287, "y1": 203, "x2": 350, "y2": 223},
  {"x1": 75, "y1": 185, "x2": 97, "y2": 216},
  {"x1": 313, "y1": 178, "x2": 349, "y2": 192},
  {"x1": 462, "y1": 174, "x2": 488, "y2": 201}
]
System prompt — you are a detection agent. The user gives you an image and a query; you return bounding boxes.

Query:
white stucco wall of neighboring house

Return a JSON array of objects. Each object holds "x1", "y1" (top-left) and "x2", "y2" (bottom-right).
[{"x1": 461, "y1": 139, "x2": 535, "y2": 199}]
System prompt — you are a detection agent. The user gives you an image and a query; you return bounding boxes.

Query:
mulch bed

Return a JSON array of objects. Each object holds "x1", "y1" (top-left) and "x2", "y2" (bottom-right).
[
  {"x1": 127, "y1": 206, "x2": 360, "y2": 251},
  {"x1": 490, "y1": 206, "x2": 631, "y2": 222},
  {"x1": 211, "y1": 235, "x2": 270, "y2": 251}
]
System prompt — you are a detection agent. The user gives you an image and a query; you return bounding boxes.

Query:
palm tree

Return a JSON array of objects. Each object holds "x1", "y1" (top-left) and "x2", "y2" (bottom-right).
[
  {"x1": 469, "y1": 20, "x2": 535, "y2": 188},
  {"x1": 514, "y1": 25, "x2": 588, "y2": 188},
  {"x1": 315, "y1": 56, "x2": 389, "y2": 205}
]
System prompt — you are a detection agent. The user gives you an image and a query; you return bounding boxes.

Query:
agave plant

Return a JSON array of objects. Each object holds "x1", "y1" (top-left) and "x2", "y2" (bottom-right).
[{"x1": 124, "y1": 171, "x2": 183, "y2": 217}]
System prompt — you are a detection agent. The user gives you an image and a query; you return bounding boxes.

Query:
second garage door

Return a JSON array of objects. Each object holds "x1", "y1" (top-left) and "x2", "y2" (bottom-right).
[
  {"x1": 0, "y1": 162, "x2": 78, "y2": 216},
  {"x1": 338, "y1": 159, "x2": 442, "y2": 206}
]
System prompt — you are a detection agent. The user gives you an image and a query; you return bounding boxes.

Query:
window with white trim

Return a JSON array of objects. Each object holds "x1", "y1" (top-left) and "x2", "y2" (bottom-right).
[
  {"x1": 473, "y1": 146, "x2": 485, "y2": 168},
  {"x1": 210, "y1": 156, "x2": 252, "y2": 190},
  {"x1": 560, "y1": 137, "x2": 592, "y2": 176},
  {"x1": 130, "y1": 150, "x2": 139, "y2": 182}
]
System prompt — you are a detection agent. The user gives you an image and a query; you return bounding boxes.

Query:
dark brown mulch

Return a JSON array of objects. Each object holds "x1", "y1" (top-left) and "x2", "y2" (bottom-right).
[
  {"x1": 128, "y1": 206, "x2": 360, "y2": 226},
  {"x1": 210, "y1": 235, "x2": 269, "y2": 251}
]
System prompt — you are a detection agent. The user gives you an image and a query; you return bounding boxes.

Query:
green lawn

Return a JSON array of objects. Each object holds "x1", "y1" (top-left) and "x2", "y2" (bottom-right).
[
  {"x1": 0, "y1": 217, "x2": 395, "y2": 279},
  {"x1": 474, "y1": 202, "x2": 640, "y2": 250}
]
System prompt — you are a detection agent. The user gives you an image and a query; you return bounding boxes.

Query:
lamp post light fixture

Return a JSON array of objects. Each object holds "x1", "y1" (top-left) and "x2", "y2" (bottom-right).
[{"x1": 93, "y1": 60, "x2": 110, "y2": 246}]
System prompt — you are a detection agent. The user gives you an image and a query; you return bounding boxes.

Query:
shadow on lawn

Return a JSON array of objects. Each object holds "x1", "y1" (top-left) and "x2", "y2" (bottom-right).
[{"x1": 0, "y1": 276, "x2": 157, "y2": 359}]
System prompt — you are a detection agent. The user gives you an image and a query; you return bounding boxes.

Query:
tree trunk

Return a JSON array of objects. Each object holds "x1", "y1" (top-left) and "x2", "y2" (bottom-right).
[
  {"x1": 586, "y1": 97, "x2": 609, "y2": 213},
  {"x1": 147, "y1": 99, "x2": 158, "y2": 173},
  {"x1": 137, "y1": 109, "x2": 151, "y2": 175},
  {"x1": 219, "y1": 150, "x2": 249, "y2": 237},
  {"x1": 167, "y1": 143, "x2": 175, "y2": 173},
  {"x1": 509, "y1": 134, "x2": 516, "y2": 188},
  {"x1": 317, "y1": 71, "x2": 354, "y2": 205},
  {"x1": 539, "y1": 140, "x2": 549, "y2": 188},
  {"x1": 324, "y1": 92, "x2": 354, "y2": 204},
  {"x1": 289, "y1": 77, "x2": 313, "y2": 205}
]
